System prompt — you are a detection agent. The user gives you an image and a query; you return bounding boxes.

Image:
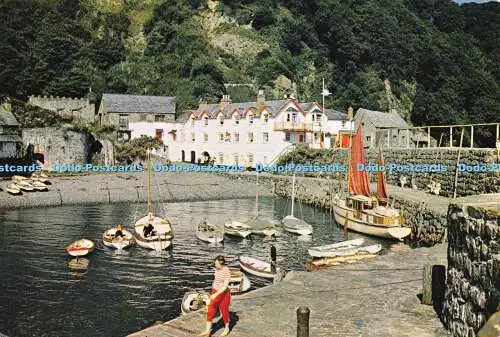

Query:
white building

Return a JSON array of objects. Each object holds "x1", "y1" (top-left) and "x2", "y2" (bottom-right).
[{"x1": 130, "y1": 91, "x2": 353, "y2": 166}]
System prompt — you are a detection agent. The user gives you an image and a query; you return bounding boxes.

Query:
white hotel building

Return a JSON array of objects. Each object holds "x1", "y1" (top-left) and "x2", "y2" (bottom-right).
[{"x1": 129, "y1": 91, "x2": 353, "y2": 167}]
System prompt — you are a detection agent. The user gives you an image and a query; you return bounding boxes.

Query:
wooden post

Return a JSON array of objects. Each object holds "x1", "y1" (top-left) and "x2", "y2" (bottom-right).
[
  {"x1": 387, "y1": 130, "x2": 390, "y2": 148},
  {"x1": 449, "y1": 127, "x2": 453, "y2": 147},
  {"x1": 470, "y1": 125, "x2": 474, "y2": 148},
  {"x1": 297, "y1": 306, "x2": 310, "y2": 337},
  {"x1": 453, "y1": 128, "x2": 465, "y2": 200},
  {"x1": 422, "y1": 264, "x2": 446, "y2": 306},
  {"x1": 406, "y1": 129, "x2": 410, "y2": 148},
  {"x1": 427, "y1": 127, "x2": 431, "y2": 148}
]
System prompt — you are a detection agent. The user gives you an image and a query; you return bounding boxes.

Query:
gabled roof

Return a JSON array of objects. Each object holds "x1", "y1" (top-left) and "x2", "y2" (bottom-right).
[
  {"x1": 0, "y1": 106, "x2": 19, "y2": 126},
  {"x1": 191, "y1": 99, "x2": 289, "y2": 119},
  {"x1": 354, "y1": 108, "x2": 408, "y2": 128},
  {"x1": 101, "y1": 94, "x2": 176, "y2": 114}
]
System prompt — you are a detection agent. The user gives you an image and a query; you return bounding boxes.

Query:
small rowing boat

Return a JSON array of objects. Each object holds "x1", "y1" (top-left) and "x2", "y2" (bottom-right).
[
  {"x1": 239, "y1": 256, "x2": 281, "y2": 279},
  {"x1": 5, "y1": 184, "x2": 22, "y2": 195},
  {"x1": 308, "y1": 243, "x2": 381, "y2": 258},
  {"x1": 196, "y1": 220, "x2": 224, "y2": 243},
  {"x1": 224, "y1": 221, "x2": 252, "y2": 238},
  {"x1": 306, "y1": 254, "x2": 378, "y2": 271},
  {"x1": 246, "y1": 218, "x2": 277, "y2": 236},
  {"x1": 103, "y1": 227, "x2": 134, "y2": 249},
  {"x1": 282, "y1": 215, "x2": 312, "y2": 235},
  {"x1": 67, "y1": 239, "x2": 94, "y2": 257},
  {"x1": 15, "y1": 180, "x2": 34, "y2": 192},
  {"x1": 29, "y1": 180, "x2": 48, "y2": 191},
  {"x1": 229, "y1": 269, "x2": 251, "y2": 294},
  {"x1": 308, "y1": 238, "x2": 365, "y2": 258}
]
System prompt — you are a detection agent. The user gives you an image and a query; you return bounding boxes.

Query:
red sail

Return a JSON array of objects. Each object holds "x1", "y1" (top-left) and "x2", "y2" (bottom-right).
[
  {"x1": 348, "y1": 125, "x2": 371, "y2": 196},
  {"x1": 377, "y1": 150, "x2": 389, "y2": 200}
]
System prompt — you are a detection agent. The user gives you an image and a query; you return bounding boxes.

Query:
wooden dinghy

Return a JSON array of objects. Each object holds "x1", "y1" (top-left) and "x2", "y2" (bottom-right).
[
  {"x1": 15, "y1": 180, "x2": 34, "y2": 192},
  {"x1": 196, "y1": 220, "x2": 224, "y2": 243},
  {"x1": 12, "y1": 175, "x2": 28, "y2": 182},
  {"x1": 29, "y1": 179, "x2": 48, "y2": 191},
  {"x1": 308, "y1": 243, "x2": 381, "y2": 259},
  {"x1": 134, "y1": 215, "x2": 173, "y2": 251},
  {"x1": 239, "y1": 256, "x2": 281, "y2": 279},
  {"x1": 224, "y1": 221, "x2": 252, "y2": 238},
  {"x1": 102, "y1": 227, "x2": 134, "y2": 249},
  {"x1": 6, "y1": 184, "x2": 22, "y2": 195},
  {"x1": 308, "y1": 238, "x2": 364, "y2": 258},
  {"x1": 31, "y1": 173, "x2": 50, "y2": 184},
  {"x1": 67, "y1": 239, "x2": 94, "y2": 257},
  {"x1": 306, "y1": 254, "x2": 377, "y2": 271},
  {"x1": 246, "y1": 218, "x2": 277, "y2": 236},
  {"x1": 229, "y1": 269, "x2": 251, "y2": 294}
]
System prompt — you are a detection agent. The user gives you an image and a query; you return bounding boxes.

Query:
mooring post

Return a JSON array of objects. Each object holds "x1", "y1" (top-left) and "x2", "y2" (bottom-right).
[
  {"x1": 422, "y1": 264, "x2": 446, "y2": 306},
  {"x1": 297, "y1": 306, "x2": 310, "y2": 337}
]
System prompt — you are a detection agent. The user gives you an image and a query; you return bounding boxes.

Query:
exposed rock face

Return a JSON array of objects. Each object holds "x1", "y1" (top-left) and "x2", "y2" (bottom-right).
[{"x1": 443, "y1": 200, "x2": 500, "y2": 337}]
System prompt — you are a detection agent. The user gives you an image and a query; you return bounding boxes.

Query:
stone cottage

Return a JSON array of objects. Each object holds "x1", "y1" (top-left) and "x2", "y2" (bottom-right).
[
  {"x1": 0, "y1": 102, "x2": 22, "y2": 158},
  {"x1": 354, "y1": 108, "x2": 410, "y2": 148}
]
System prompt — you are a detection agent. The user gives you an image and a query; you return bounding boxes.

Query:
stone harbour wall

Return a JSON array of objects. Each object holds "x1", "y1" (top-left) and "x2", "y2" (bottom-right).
[
  {"x1": 364, "y1": 148, "x2": 499, "y2": 198},
  {"x1": 443, "y1": 200, "x2": 500, "y2": 337},
  {"x1": 221, "y1": 172, "x2": 449, "y2": 245}
]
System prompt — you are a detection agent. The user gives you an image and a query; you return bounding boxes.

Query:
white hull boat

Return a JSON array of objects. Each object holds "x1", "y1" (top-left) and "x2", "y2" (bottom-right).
[
  {"x1": 67, "y1": 239, "x2": 94, "y2": 257},
  {"x1": 15, "y1": 180, "x2": 34, "y2": 192},
  {"x1": 282, "y1": 215, "x2": 313, "y2": 235},
  {"x1": 309, "y1": 243, "x2": 382, "y2": 258},
  {"x1": 134, "y1": 215, "x2": 173, "y2": 251},
  {"x1": 308, "y1": 238, "x2": 365, "y2": 258},
  {"x1": 196, "y1": 220, "x2": 224, "y2": 243},
  {"x1": 246, "y1": 218, "x2": 277, "y2": 236},
  {"x1": 103, "y1": 228, "x2": 134, "y2": 249},
  {"x1": 224, "y1": 221, "x2": 252, "y2": 238},
  {"x1": 229, "y1": 269, "x2": 251, "y2": 294},
  {"x1": 6, "y1": 184, "x2": 22, "y2": 195},
  {"x1": 29, "y1": 180, "x2": 48, "y2": 191},
  {"x1": 239, "y1": 256, "x2": 281, "y2": 279}
]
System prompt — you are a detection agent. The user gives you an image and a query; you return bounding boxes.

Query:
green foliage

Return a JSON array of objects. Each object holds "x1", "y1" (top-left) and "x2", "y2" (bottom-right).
[
  {"x1": 10, "y1": 99, "x2": 73, "y2": 128},
  {"x1": 115, "y1": 135, "x2": 162, "y2": 162}
]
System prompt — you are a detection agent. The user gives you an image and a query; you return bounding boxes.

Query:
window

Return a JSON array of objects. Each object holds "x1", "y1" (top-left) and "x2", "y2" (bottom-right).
[
  {"x1": 233, "y1": 114, "x2": 240, "y2": 125},
  {"x1": 299, "y1": 134, "x2": 304, "y2": 143},
  {"x1": 234, "y1": 133, "x2": 239, "y2": 143},
  {"x1": 342, "y1": 121, "x2": 346, "y2": 128},
  {"x1": 233, "y1": 154, "x2": 239, "y2": 165},
  {"x1": 203, "y1": 133, "x2": 208, "y2": 142},
  {"x1": 190, "y1": 117, "x2": 195, "y2": 126},
  {"x1": 263, "y1": 113, "x2": 269, "y2": 123},
  {"x1": 140, "y1": 114, "x2": 147, "y2": 121},
  {"x1": 118, "y1": 114, "x2": 128, "y2": 128},
  {"x1": 248, "y1": 132, "x2": 254, "y2": 143},
  {"x1": 191, "y1": 133, "x2": 195, "y2": 142},
  {"x1": 366, "y1": 136, "x2": 371, "y2": 143},
  {"x1": 263, "y1": 132, "x2": 269, "y2": 143},
  {"x1": 203, "y1": 116, "x2": 209, "y2": 126},
  {"x1": 285, "y1": 132, "x2": 291, "y2": 142},
  {"x1": 155, "y1": 114, "x2": 165, "y2": 122},
  {"x1": 314, "y1": 133, "x2": 319, "y2": 142},
  {"x1": 218, "y1": 152, "x2": 224, "y2": 163},
  {"x1": 218, "y1": 133, "x2": 224, "y2": 142},
  {"x1": 248, "y1": 113, "x2": 254, "y2": 124},
  {"x1": 218, "y1": 115, "x2": 224, "y2": 125},
  {"x1": 225, "y1": 132, "x2": 231, "y2": 142},
  {"x1": 248, "y1": 153, "x2": 254, "y2": 165}
]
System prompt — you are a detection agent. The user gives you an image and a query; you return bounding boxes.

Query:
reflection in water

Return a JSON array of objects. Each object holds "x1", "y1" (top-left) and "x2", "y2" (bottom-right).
[{"x1": 0, "y1": 197, "x2": 392, "y2": 337}]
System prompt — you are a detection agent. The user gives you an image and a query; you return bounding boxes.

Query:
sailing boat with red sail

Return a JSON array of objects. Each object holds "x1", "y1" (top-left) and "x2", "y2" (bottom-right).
[{"x1": 332, "y1": 124, "x2": 411, "y2": 240}]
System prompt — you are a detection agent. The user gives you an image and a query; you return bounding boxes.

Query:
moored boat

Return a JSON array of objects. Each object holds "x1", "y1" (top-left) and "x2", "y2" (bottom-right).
[
  {"x1": 196, "y1": 220, "x2": 224, "y2": 243},
  {"x1": 246, "y1": 218, "x2": 277, "y2": 236},
  {"x1": 103, "y1": 227, "x2": 134, "y2": 249},
  {"x1": 308, "y1": 238, "x2": 365, "y2": 258},
  {"x1": 239, "y1": 256, "x2": 281, "y2": 279},
  {"x1": 309, "y1": 243, "x2": 381, "y2": 259},
  {"x1": 282, "y1": 174, "x2": 312, "y2": 235},
  {"x1": 5, "y1": 184, "x2": 22, "y2": 195},
  {"x1": 224, "y1": 221, "x2": 252, "y2": 238},
  {"x1": 67, "y1": 239, "x2": 94, "y2": 257}
]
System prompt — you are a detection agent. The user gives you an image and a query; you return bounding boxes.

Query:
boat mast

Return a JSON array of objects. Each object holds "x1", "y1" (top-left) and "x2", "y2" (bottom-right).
[
  {"x1": 346, "y1": 107, "x2": 354, "y2": 196},
  {"x1": 291, "y1": 173, "x2": 296, "y2": 216},
  {"x1": 147, "y1": 149, "x2": 152, "y2": 218}
]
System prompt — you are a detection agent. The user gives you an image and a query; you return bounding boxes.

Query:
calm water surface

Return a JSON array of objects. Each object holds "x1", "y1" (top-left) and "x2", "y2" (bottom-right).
[{"x1": 0, "y1": 197, "x2": 389, "y2": 337}]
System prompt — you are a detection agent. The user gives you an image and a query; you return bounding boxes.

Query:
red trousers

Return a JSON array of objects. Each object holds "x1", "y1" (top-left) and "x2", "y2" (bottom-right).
[{"x1": 207, "y1": 289, "x2": 231, "y2": 324}]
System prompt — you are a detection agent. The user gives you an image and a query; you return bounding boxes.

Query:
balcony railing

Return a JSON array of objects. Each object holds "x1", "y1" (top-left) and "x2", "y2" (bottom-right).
[{"x1": 273, "y1": 122, "x2": 322, "y2": 131}]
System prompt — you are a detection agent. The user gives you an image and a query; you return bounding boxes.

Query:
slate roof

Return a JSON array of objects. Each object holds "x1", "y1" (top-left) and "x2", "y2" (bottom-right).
[
  {"x1": 193, "y1": 99, "x2": 289, "y2": 119},
  {"x1": 0, "y1": 134, "x2": 22, "y2": 142},
  {"x1": 324, "y1": 109, "x2": 349, "y2": 121},
  {"x1": 101, "y1": 94, "x2": 176, "y2": 114},
  {"x1": 0, "y1": 106, "x2": 19, "y2": 126},
  {"x1": 354, "y1": 108, "x2": 408, "y2": 128}
]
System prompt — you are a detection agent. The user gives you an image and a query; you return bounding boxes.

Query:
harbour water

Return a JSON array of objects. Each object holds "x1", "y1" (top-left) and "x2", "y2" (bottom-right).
[{"x1": 0, "y1": 197, "x2": 387, "y2": 337}]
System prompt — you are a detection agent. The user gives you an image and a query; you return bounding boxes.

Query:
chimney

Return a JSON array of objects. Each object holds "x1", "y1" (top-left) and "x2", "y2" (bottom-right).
[
  {"x1": 220, "y1": 94, "x2": 231, "y2": 110},
  {"x1": 256, "y1": 90, "x2": 266, "y2": 114}
]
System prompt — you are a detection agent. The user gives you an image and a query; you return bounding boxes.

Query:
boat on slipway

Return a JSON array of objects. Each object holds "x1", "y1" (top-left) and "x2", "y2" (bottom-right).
[
  {"x1": 308, "y1": 238, "x2": 365, "y2": 258},
  {"x1": 309, "y1": 242, "x2": 382, "y2": 259}
]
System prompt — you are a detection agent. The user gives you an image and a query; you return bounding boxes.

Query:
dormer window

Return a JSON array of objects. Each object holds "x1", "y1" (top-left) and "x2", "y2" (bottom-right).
[
  {"x1": 203, "y1": 116, "x2": 209, "y2": 126},
  {"x1": 248, "y1": 113, "x2": 254, "y2": 124},
  {"x1": 218, "y1": 115, "x2": 224, "y2": 125},
  {"x1": 190, "y1": 116, "x2": 195, "y2": 126},
  {"x1": 262, "y1": 113, "x2": 269, "y2": 123},
  {"x1": 233, "y1": 114, "x2": 240, "y2": 125}
]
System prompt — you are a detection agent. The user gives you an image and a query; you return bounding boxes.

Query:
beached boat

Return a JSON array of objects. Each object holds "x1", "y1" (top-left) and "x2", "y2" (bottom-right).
[
  {"x1": 11, "y1": 175, "x2": 28, "y2": 182},
  {"x1": 308, "y1": 238, "x2": 365, "y2": 258},
  {"x1": 282, "y1": 174, "x2": 313, "y2": 235},
  {"x1": 29, "y1": 180, "x2": 48, "y2": 191},
  {"x1": 67, "y1": 239, "x2": 94, "y2": 257},
  {"x1": 15, "y1": 180, "x2": 34, "y2": 192},
  {"x1": 102, "y1": 227, "x2": 134, "y2": 249},
  {"x1": 229, "y1": 269, "x2": 251, "y2": 294},
  {"x1": 332, "y1": 123, "x2": 411, "y2": 240},
  {"x1": 224, "y1": 221, "x2": 252, "y2": 238},
  {"x1": 239, "y1": 256, "x2": 281, "y2": 279},
  {"x1": 196, "y1": 220, "x2": 224, "y2": 243},
  {"x1": 306, "y1": 254, "x2": 378, "y2": 271},
  {"x1": 309, "y1": 243, "x2": 381, "y2": 259},
  {"x1": 5, "y1": 184, "x2": 22, "y2": 195},
  {"x1": 31, "y1": 173, "x2": 50, "y2": 184},
  {"x1": 133, "y1": 149, "x2": 174, "y2": 251}
]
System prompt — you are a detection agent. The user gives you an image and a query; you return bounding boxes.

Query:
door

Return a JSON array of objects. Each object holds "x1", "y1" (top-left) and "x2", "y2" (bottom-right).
[{"x1": 190, "y1": 151, "x2": 196, "y2": 163}]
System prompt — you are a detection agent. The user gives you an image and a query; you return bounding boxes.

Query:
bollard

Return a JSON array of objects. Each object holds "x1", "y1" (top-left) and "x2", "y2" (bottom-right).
[{"x1": 297, "y1": 306, "x2": 310, "y2": 337}]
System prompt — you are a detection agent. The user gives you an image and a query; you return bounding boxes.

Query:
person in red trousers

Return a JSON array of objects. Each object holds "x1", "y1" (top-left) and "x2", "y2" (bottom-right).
[{"x1": 199, "y1": 255, "x2": 231, "y2": 337}]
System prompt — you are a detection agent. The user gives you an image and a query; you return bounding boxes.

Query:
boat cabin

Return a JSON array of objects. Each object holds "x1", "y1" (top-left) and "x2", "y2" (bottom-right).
[{"x1": 347, "y1": 195, "x2": 401, "y2": 225}]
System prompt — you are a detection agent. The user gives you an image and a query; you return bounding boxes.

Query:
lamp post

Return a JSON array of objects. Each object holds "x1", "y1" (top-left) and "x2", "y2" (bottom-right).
[{"x1": 321, "y1": 78, "x2": 331, "y2": 149}]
